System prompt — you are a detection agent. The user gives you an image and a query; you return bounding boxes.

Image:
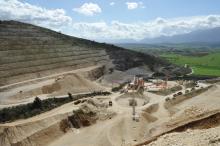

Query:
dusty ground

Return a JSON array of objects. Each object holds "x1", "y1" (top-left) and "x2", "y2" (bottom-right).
[
  {"x1": 115, "y1": 92, "x2": 150, "y2": 108},
  {"x1": 48, "y1": 92, "x2": 150, "y2": 146},
  {"x1": 0, "y1": 65, "x2": 105, "y2": 106},
  {"x1": 1, "y1": 74, "x2": 220, "y2": 146},
  {"x1": 99, "y1": 66, "x2": 153, "y2": 87},
  {"x1": 46, "y1": 82, "x2": 220, "y2": 146},
  {"x1": 146, "y1": 127, "x2": 220, "y2": 146}
]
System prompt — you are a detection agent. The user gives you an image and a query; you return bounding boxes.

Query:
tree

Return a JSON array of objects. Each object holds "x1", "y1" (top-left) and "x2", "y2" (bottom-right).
[
  {"x1": 109, "y1": 68, "x2": 114, "y2": 74},
  {"x1": 68, "y1": 92, "x2": 73, "y2": 100},
  {"x1": 32, "y1": 97, "x2": 42, "y2": 109}
]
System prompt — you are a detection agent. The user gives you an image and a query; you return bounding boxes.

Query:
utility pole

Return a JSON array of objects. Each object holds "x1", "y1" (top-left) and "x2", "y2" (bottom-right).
[
  {"x1": 132, "y1": 102, "x2": 136, "y2": 121},
  {"x1": 132, "y1": 89, "x2": 136, "y2": 121},
  {"x1": 121, "y1": 138, "x2": 125, "y2": 146}
]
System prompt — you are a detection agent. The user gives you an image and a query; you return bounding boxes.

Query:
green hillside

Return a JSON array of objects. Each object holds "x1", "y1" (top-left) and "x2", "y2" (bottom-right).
[{"x1": 161, "y1": 52, "x2": 220, "y2": 76}]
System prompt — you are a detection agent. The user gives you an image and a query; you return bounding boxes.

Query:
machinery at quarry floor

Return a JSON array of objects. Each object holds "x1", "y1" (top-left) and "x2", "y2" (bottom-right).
[{"x1": 1, "y1": 21, "x2": 220, "y2": 146}]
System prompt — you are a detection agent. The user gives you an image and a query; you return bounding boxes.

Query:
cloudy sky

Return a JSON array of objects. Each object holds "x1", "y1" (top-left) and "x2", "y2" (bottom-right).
[{"x1": 1, "y1": 0, "x2": 220, "y2": 42}]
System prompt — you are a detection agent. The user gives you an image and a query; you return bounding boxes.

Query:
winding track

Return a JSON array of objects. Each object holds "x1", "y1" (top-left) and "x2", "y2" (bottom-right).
[
  {"x1": 1, "y1": 81, "x2": 220, "y2": 146},
  {"x1": 49, "y1": 83, "x2": 220, "y2": 146}
]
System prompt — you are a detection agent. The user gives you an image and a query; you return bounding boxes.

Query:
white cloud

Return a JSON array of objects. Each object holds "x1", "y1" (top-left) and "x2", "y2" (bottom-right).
[
  {"x1": 110, "y1": 2, "x2": 115, "y2": 6},
  {"x1": 73, "y1": 3, "x2": 101, "y2": 16},
  {"x1": 1, "y1": 1, "x2": 220, "y2": 42},
  {"x1": 0, "y1": 0, "x2": 72, "y2": 30},
  {"x1": 126, "y1": 2, "x2": 138, "y2": 10},
  {"x1": 138, "y1": 2, "x2": 145, "y2": 9},
  {"x1": 126, "y1": 2, "x2": 145, "y2": 10},
  {"x1": 70, "y1": 15, "x2": 220, "y2": 41}
]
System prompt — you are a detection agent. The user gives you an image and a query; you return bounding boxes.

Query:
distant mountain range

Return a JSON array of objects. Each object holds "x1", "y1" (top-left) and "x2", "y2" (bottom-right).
[
  {"x1": 140, "y1": 27, "x2": 220, "y2": 44},
  {"x1": 113, "y1": 27, "x2": 220, "y2": 44}
]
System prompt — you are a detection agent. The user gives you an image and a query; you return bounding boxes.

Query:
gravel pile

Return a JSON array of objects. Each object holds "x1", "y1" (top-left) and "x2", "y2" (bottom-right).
[
  {"x1": 170, "y1": 106, "x2": 208, "y2": 124},
  {"x1": 146, "y1": 126, "x2": 220, "y2": 146},
  {"x1": 183, "y1": 106, "x2": 207, "y2": 118}
]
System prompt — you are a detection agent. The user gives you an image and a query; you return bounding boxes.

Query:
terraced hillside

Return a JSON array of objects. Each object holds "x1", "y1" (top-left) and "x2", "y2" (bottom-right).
[
  {"x1": 0, "y1": 21, "x2": 109, "y2": 86},
  {"x1": 0, "y1": 21, "x2": 188, "y2": 87}
]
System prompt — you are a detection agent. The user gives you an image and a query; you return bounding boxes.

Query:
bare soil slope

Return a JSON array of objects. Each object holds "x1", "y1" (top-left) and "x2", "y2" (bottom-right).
[{"x1": 0, "y1": 20, "x2": 171, "y2": 87}]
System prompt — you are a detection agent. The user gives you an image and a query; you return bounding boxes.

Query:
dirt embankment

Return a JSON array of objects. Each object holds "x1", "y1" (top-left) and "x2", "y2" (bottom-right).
[
  {"x1": 135, "y1": 84, "x2": 220, "y2": 146},
  {"x1": 173, "y1": 112, "x2": 220, "y2": 132},
  {"x1": 146, "y1": 126, "x2": 220, "y2": 146},
  {"x1": 7, "y1": 69, "x2": 105, "y2": 101},
  {"x1": 0, "y1": 98, "x2": 115, "y2": 146},
  {"x1": 136, "y1": 109, "x2": 220, "y2": 146},
  {"x1": 46, "y1": 74, "x2": 104, "y2": 96},
  {"x1": 0, "y1": 113, "x2": 71, "y2": 146},
  {"x1": 145, "y1": 112, "x2": 220, "y2": 146},
  {"x1": 80, "y1": 65, "x2": 106, "y2": 81},
  {"x1": 164, "y1": 85, "x2": 213, "y2": 110}
]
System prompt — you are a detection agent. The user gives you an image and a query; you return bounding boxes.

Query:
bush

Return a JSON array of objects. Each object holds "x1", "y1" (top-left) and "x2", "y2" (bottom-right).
[
  {"x1": 149, "y1": 85, "x2": 182, "y2": 96},
  {"x1": 0, "y1": 91, "x2": 111, "y2": 123},
  {"x1": 32, "y1": 97, "x2": 42, "y2": 109},
  {"x1": 111, "y1": 82, "x2": 128, "y2": 92},
  {"x1": 68, "y1": 92, "x2": 73, "y2": 100}
]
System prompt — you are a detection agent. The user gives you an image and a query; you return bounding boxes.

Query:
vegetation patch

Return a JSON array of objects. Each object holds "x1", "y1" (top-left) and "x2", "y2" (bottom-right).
[
  {"x1": 111, "y1": 82, "x2": 128, "y2": 92},
  {"x1": 184, "y1": 81, "x2": 197, "y2": 88},
  {"x1": 164, "y1": 85, "x2": 213, "y2": 109},
  {"x1": 0, "y1": 91, "x2": 111, "y2": 123},
  {"x1": 161, "y1": 52, "x2": 220, "y2": 76},
  {"x1": 149, "y1": 85, "x2": 182, "y2": 96}
]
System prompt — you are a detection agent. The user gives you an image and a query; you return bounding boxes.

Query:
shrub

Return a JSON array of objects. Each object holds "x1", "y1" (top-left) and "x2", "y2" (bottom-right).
[
  {"x1": 0, "y1": 91, "x2": 111, "y2": 123},
  {"x1": 111, "y1": 82, "x2": 128, "y2": 92},
  {"x1": 68, "y1": 92, "x2": 73, "y2": 100},
  {"x1": 32, "y1": 97, "x2": 42, "y2": 109}
]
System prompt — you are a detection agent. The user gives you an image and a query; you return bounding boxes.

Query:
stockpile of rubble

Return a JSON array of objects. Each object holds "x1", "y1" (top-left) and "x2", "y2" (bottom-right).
[
  {"x1": 68, "y1": 98, "x2": 116, "y2": 128},
  {"x1": 146, "y1": 126, "x2": 220, "y2": 146}
]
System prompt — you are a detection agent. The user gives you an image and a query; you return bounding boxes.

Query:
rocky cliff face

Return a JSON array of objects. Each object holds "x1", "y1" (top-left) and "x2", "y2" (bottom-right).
[{"x1": 0, "y1": 20, "x2": 166, "y2": 86}]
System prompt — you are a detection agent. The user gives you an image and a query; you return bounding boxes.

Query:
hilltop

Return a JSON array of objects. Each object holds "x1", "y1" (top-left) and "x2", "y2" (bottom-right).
[
  {"x1": 141, "y1": 27, "x2": 220, "y2": 44},
  {"x1": 0, "y1": 20, "x2": 189, "y2": 87}
]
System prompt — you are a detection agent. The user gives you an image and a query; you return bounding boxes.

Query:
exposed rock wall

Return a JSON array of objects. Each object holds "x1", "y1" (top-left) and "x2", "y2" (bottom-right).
[
  {"x1": 0, "y1": 20, "x2": 165, "y2": 87},
  {"x1": 0, "y1": 98, "x2": 115, "y2": 146},
  {"x1": 0, "y1": 21, "x2": 109, "y2": 86},
  {"x1": 0, "y1": 113, "x2": 72, "y2": 146}
]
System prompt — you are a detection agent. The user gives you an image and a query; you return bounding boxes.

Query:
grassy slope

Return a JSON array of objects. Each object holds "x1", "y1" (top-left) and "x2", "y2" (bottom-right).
[{"x1": 161, "y1": 52, "x2": 220, "y2": 76}]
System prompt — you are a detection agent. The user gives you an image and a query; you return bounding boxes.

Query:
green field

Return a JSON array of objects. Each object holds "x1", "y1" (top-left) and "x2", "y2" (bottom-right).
[{"x1": 161, "y1": 53, "x2": 220, "y2": 76}]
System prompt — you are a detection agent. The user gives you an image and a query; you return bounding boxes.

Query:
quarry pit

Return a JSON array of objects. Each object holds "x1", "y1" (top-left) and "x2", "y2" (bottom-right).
[
  {"x1": 1, "y1": 68, "x2": 220, "y2": 146},
  {"x1": 1, "y1": 21, "x2": 220, "y2": 146}
]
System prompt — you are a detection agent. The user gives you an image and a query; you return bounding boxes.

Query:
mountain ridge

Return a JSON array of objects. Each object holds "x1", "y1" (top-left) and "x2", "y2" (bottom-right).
[
  {"x1": 0, "y1": 20, "x2": 167, "y2": 86},
  {"x1": 141, "y1": 27, "x2": 220, "y2": 44}
]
